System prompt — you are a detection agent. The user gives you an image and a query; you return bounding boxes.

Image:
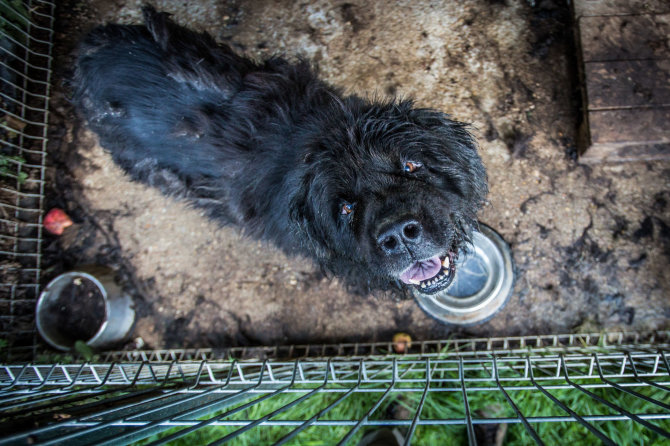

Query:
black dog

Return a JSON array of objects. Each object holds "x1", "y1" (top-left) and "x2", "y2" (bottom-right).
[{"x1": 74, "y1": 6, "x2": 487, "y2": 296}]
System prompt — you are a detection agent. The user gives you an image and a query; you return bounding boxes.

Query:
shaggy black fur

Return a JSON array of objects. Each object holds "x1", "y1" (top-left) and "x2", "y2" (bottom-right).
[{"x1": 74, "y1": 6, "x2": 487, "y2": 296}]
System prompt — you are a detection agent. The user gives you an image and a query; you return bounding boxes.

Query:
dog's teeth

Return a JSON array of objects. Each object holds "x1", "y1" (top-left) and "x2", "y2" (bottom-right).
[
  {"x1": 409, "y1": 279, "x2": 421, "y2": 285},
  {"x1": 420, "y1": 283, "x2": 427, "y2": 288},
  {"x1": 442, "y1": 256, "x2": 450, "y2": 268}
]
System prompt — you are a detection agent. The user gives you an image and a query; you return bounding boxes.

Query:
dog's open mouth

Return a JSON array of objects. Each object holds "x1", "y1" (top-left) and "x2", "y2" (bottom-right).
[{"x1": 399, "y1": 252, "x2": 457, "y2": 294}]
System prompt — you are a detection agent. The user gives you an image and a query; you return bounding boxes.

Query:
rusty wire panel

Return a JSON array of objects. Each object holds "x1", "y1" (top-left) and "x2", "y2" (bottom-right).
[{"x1": 0, "y1": 0, "x2": 55, "y2": 361}]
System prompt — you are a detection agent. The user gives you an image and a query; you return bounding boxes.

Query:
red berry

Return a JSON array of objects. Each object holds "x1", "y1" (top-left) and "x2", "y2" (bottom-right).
[{"x1": 44, "y1": 208, "x2": 73, "y2": 235}]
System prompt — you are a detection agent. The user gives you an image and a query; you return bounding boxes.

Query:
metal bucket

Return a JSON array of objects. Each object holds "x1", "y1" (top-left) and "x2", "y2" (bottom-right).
[{"x1": 36, "y1": 267, "x2": 135, "y2": 351}]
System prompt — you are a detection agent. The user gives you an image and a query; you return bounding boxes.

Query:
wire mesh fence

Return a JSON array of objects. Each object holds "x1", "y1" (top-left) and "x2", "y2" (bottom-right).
[
  {"x1": 0, "y1": 0, "x2": 55, "y2": 360},
  {"x1": 1, "y1": 332, "x2": 668, "y2": 445}
]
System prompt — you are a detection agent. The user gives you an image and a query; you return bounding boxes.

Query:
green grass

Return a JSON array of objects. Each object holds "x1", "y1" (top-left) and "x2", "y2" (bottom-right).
[
  {"x1": 0, "y1": 0, "x2": 29, "y2": 45},
  {"x1": 0, "y1": 154, "x2": 28, "y2": 184},
  {"x1": 136, "y1": 379, "x2": 670, "y2": 445}
]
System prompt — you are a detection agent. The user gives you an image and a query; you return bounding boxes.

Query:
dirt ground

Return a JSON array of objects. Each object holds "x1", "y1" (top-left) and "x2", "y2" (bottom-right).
[{"x1": 43, "y1": 0, "x2": 669, "y2": 350}]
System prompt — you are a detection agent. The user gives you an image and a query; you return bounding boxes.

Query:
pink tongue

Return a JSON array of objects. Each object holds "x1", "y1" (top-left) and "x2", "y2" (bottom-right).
[{"x1": 399, "y1": 255, "x2": 442, "y2": 284}]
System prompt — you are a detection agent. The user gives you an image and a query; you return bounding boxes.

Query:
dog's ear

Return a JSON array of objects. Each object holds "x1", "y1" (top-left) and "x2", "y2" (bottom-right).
[
  {"x1": 409, "y1": 108, "x2": 470, "y2": 140},
  {"x1": 408, "y1": 107, "x2": 488, "y2": 207},
  {"x1": 287, "y1": 171, "x2": 334, "y2": 262},
  {"x1": 408, "y1": 108, "x2": 481, "y2": 158}
]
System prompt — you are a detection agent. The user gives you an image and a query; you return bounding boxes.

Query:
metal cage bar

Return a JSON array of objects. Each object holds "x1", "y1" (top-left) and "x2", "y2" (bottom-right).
[
  {"x1": 0, "y1": 0, "x2": 55, "y2": 361},
  {"x1": 101, "y1": 331, "x2": 670, "y2": 362},
  {"x1": 1, "y1": 337, "x2": 668, "y2": 445}
]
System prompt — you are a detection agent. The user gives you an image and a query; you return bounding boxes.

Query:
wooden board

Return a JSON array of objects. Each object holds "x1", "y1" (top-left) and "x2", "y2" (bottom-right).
[
  {"x1": 574, "y1": 0, "x2": 670, "y2": 17},
  {"x1": 573, "y1": 1, "x2": 670, "y2": 162},
  {"x1": 585, "y1": 60, "x2": 670, "y2": 109}
]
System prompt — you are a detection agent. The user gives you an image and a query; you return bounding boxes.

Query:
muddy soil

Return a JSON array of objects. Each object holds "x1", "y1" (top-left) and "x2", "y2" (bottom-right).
[
  {"x1": 43, "y1": 0, "x2": 669, "y2": 350},
  {"x1": 46, "y1": 276, "x2": 105, "y2": 343}
]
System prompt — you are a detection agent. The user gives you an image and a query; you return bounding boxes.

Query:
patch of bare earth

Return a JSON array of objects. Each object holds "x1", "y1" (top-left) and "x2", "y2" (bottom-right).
[{"x1": 45, "y1": 0, "x2": 669, "y2": 350}]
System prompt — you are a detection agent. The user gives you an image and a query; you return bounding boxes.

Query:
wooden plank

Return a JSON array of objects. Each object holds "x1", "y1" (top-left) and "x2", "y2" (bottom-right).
[
  {"x1": 573, "y1": 1, "x2": 670, "y2": 161},
  {"x1": 588, "y1": 108, "x2": 670, "y2": 144},
  {"x1": 580, "y1": 141, "x2": 670, "y2": 162},
  {"x1": 579, "y1": 14, "x2": 670, "y2": 61},
  {"x1": 585, "y1": 59, "x2": 670, "y2": 109},
  {"x1": 574, "y1": 0, "x2": 670, "y2": 17}
]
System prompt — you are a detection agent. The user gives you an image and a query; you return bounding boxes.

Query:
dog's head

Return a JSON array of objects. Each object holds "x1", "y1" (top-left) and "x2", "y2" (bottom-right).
[{"x1": 293, "y1": 99, "x2": 487, "y2": 294}]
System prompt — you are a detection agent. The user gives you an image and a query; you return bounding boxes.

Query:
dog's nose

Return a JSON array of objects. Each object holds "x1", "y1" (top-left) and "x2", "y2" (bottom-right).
[{"x1": 377, "y1": 220, "x2": 423, "y2": 254}]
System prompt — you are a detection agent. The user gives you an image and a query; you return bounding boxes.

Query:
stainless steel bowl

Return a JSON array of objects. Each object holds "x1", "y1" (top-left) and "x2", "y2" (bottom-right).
[
  {"x1": 413, "y1": 223, "x2": 514, "y2": 325},
  {"x1": 36, "y1": 267, "x2": 135, "y2": 351}
]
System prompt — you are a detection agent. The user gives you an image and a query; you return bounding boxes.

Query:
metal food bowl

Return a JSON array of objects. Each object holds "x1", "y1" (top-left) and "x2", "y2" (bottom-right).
[
  {"x1": 36, "y1": 267, "x2": 135, "y2": 351},
  {"x1": 414, "y1": 223, "x2": 514, "y2": 326}
]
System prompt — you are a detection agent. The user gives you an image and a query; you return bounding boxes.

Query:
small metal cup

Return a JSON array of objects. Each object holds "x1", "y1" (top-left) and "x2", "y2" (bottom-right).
[{"x1": 36, "y1": 267, "x2": 135, "y2": 351}]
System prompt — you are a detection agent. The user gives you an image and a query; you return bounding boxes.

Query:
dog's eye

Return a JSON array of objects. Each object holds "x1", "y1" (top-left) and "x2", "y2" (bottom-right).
[
  {"x1": 341, "y1": 202, "x2": 355, "y2": 215},
  {"x1": 404, "y1": 161, "x2": 422, "y2": 173}
]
